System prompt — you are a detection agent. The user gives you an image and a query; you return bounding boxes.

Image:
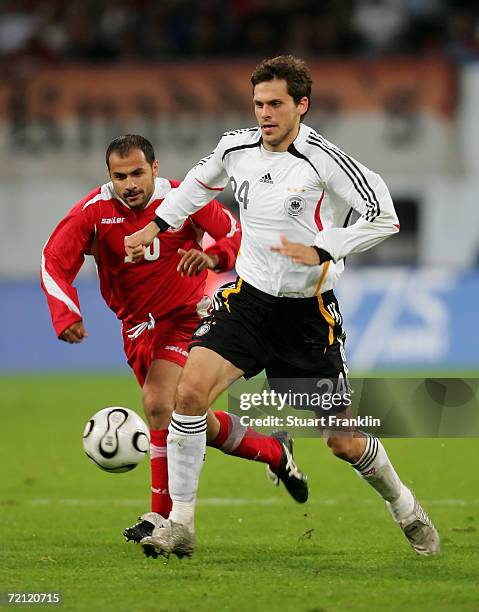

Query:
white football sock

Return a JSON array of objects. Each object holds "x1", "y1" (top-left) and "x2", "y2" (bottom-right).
[
  {"x1": 167, "y1": 411, "x2": 207, "y2": 530},
  {"x1": 389, "y1": 483, "x2": 415, "y2": 520},
  {"x1": 353, "y1": 435, "x2": 414, "y2": 519}
]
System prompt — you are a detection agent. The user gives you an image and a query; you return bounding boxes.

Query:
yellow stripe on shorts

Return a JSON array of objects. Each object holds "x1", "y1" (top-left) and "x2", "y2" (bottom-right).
[
  {"x1": 222, "y1": 277, "x2": 243, "y2": 313},
  {"x1": 315, "y1": 261, "x2": 335, "y2": 346}
]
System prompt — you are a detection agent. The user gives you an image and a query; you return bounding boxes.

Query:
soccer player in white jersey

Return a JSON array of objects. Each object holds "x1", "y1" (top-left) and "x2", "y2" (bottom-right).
[{"x1": 125, "y1": 55, "x2": 439, "y2": 559}]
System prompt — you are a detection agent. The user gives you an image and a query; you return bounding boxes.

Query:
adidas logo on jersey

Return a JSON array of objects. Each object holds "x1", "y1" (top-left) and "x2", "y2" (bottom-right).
[{"x1": 259, "y1": 173, "x2": 273, "y2": 184}]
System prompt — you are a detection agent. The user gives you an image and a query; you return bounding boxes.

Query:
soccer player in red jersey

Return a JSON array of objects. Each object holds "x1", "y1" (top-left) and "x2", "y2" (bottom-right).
[{"x1": 41, "y1": 134, "x2": 308, "y2": 548}]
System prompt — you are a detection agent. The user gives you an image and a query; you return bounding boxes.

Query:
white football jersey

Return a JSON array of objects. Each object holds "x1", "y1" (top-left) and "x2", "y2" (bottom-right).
[{"x1": 156, "y1": 123, "x2": 399, "y2": 297}]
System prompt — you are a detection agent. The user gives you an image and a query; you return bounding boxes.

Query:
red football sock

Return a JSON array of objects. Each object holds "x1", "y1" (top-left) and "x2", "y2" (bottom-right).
[
  {"x1": 210, "y1": 411, "x2": 282, "y2": 470},
  {"x1": 150, "y1": 429, "x2": 172, "y2": 517}
]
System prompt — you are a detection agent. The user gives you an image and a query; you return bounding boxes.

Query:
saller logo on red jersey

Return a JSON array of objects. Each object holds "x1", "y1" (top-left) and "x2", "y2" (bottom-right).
[{"x1": 101, "y1": 217, "x2": 125, "y2": 224}]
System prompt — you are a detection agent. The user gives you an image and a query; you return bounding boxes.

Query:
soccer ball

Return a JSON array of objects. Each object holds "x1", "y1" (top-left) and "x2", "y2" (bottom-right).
[{"x1": 82, "y1": 407, "x2": 150, "y2": 473}]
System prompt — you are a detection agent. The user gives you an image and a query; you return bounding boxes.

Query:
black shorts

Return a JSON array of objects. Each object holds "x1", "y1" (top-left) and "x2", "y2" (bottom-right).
[{"x1": 190, "y1": 277, "x2": 348, "y2": 383}]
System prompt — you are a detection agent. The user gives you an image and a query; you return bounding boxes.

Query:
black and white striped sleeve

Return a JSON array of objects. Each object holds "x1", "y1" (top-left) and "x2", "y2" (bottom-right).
[
  {"x1": 155, "y1": 136, "x2": 230, "y2": 228},
  {"x1": 309, "y1": 135, "x2": 399, "y2": 262}
]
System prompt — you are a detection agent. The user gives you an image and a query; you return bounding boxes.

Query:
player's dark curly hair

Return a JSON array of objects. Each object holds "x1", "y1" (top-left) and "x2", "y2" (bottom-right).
[
  {"x1": 105, "y1": 134, "x2": 155, "y2": 168},
  {"x1": 251, "y1": 55, "x2": 312, "y2": 107}
]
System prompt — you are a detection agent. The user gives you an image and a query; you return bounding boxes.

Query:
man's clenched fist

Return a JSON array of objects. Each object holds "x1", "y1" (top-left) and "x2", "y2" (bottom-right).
[
  {"x1": 60, "y1": 321, "x2": 88, "y2": 343},
  {"x1": 124, "y1": 221, "x2": 160, "y2": 262}
]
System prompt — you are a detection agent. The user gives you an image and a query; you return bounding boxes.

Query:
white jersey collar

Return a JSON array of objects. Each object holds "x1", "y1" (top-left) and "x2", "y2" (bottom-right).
[{"x1": 259, "y1": 123, "x2": 309, "y2": 156}]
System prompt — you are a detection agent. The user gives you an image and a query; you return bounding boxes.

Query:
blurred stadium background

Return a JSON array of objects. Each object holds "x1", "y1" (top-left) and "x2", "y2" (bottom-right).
[
  {"x1": 2, "y1": 4, "x2": 479, "y2": 610},
  {"x1": 1, "y1": 0, "x2": 478, "y2": 374}
]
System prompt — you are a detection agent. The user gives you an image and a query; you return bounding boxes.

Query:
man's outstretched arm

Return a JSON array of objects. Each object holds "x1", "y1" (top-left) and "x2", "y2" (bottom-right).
[{"x1": 125, "y1": 138, "x2": 230, "y2": 261}]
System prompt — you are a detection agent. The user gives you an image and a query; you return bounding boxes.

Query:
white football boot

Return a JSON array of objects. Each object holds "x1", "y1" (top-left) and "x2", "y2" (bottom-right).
[
  {"x1": 141, "y1": 519, "x2": 196, "y2": 559},
  {"x1": 387, "y1": 490, "x2": 440, "y2": 556}
]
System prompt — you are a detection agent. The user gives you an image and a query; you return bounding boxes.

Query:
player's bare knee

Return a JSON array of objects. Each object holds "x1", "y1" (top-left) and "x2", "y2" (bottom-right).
[
  {"x1": 142, "y1": 387, "x2": 171, "y2": 428},
  {"x1": 326, "y1": 435, "x2": 357, "y2": 462},
  {"x1": 176, "y1": 378, "x2": 209, "y2": 415}
]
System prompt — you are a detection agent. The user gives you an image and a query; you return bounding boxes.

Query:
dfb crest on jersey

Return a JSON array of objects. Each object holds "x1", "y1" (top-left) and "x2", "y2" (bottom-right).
[
  {"x1": 195, "y1": 323, "x2": 210, "y2": 337},
  {"x1": 284, "y1": 195, "x2": 306, "y2": 217}
]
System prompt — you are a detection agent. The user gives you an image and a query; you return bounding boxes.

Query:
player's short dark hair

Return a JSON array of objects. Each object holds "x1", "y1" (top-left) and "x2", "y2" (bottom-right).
[
  {"x1": 105, "y1": 134, "x2": 155, "y2": 168},
  {"x1": 251, "y1": 55, "x2": 312, "y2": 106}
]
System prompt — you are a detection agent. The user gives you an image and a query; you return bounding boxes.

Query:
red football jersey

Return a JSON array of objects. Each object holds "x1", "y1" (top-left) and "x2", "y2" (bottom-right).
[{"x1": 41, "y1": 177, "x2": 241, "y2": 337}]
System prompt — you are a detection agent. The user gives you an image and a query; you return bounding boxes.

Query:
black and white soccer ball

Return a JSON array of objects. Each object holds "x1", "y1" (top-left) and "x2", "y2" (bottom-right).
[{"x1": 82, "y1": 407, "x2": 150, "y2": 473}]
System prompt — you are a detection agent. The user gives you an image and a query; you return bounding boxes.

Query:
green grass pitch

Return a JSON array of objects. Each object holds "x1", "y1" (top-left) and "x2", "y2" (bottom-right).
[{"x1": 1, "y1": 374, "x2": 478, "y2": 611}]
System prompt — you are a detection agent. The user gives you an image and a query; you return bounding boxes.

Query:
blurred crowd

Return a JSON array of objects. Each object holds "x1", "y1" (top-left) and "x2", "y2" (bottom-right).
[{"x1": 0, "y1": 0, "x2": 478, "y2": 67}]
